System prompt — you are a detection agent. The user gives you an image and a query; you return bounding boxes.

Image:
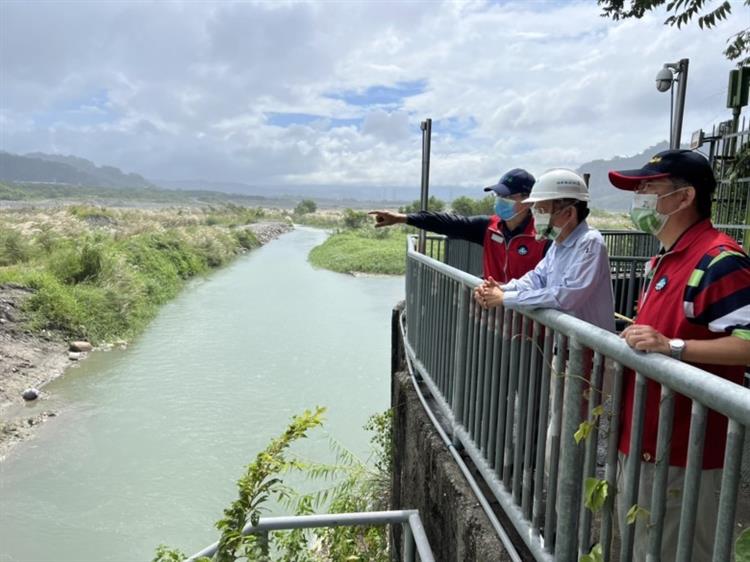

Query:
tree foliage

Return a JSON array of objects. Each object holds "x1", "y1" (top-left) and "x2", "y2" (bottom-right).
[
  {"x1": 598, "y1": 0, "x2": 750, "y2": 65},
  {"x1": 450, "y1": 195, "x2": 495, "y2": 217},
  {"x1": 399, "y1": 196, "x2": 446, "y2": 214},
  {"x1": 342, "y1": 209, "x2": 369, "y2": 229},
  {"x1": 295, "y1": 199, "x2": 317, "y2": 215}
]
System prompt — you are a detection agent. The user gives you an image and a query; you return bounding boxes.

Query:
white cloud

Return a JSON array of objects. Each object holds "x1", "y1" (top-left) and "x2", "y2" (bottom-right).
[{"x1": 1, "y1": 0, "x2": 747, "y2": 192}]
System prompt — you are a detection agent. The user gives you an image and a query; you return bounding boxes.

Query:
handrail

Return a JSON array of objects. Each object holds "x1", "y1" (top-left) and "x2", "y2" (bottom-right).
[
  {"x1": 412, "y1": 236, "x2": 750, "y2": 420},
  {"x1": 186, "y1": 510, "x2": 434, "y2": 562}
]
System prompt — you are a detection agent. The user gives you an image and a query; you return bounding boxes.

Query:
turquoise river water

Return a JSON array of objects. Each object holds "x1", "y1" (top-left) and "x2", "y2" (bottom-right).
[{"x1": 0, "y1": 226, "x2": 404, "y2": 562}]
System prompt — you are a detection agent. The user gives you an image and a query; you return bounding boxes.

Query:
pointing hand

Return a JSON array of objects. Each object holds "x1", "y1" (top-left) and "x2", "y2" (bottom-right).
[{"x1": 368, "y1": 210, "x2": 407, "y2": 228}]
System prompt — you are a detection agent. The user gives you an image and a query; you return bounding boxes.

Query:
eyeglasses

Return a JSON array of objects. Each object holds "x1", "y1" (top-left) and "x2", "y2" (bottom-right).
[{"x1": 636, "y1": 178, "x2": 691, "y2": 194}]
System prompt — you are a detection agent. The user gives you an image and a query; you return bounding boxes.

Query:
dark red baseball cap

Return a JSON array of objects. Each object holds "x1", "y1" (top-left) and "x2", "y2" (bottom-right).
[{"x1": 608, "y1": 149, "x2": 716, "y2": 192}]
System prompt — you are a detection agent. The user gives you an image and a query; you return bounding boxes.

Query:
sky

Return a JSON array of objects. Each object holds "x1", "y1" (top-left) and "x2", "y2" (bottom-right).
[{"x1": 1, "y1": 0, "x2": 747, "y2": 191}]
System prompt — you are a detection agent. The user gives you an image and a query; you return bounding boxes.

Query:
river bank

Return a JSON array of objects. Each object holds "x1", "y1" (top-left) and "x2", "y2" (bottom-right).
[{"x1": 0, "y1": 220, "x2": 292, "y2": 458}]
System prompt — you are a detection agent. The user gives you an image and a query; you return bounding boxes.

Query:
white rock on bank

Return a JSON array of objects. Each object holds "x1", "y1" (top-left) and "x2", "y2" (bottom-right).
[{"x1": 69, "y1": 341, "x2": 93, "y2": 352}]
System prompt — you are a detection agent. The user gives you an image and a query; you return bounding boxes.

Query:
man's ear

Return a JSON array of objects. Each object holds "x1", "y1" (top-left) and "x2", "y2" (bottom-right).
[{"x1": 684, "y1": 186, "x2": 697, "y2": 207}]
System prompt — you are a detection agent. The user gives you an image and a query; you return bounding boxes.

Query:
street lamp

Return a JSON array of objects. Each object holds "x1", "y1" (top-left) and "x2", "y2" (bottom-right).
[{"x1": 655, "y1": 58, "x2": 689, "y2": 149}]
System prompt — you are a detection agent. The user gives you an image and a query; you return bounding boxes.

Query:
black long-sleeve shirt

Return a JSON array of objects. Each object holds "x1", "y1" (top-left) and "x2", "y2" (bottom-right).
[{"x1": 406, "y1": 211, "x2": 539, "y2": 247}]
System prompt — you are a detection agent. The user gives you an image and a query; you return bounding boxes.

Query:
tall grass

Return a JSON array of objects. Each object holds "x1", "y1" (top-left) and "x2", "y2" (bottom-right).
[{"x1": 0, "y1": 206, "x2": 265, "y2": 343}]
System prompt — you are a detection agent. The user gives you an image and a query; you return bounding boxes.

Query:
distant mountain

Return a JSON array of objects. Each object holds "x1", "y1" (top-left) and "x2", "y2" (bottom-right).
[
  {"x1": 157, "y1": 178, "x2": 420, "y2": 203},
  {"x1": 0, "y1": 144, "x2": 671, "y2": 208},
  {"x1": 0, "y1": 152, "x2": 154, "y2": 188},
  {"x1": 577, "y1": 141, "x2": 670, "y2": 210}
]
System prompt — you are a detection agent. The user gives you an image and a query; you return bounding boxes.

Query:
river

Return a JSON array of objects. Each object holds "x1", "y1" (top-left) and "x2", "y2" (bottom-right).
[{"x1": 0, "y1": 226, "x2": 404, "y2": 562}]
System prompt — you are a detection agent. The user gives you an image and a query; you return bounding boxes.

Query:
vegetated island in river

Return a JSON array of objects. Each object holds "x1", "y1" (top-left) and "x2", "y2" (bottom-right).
[{"x1": 0, "y1": 202, "x2": 292, "y2": 457}]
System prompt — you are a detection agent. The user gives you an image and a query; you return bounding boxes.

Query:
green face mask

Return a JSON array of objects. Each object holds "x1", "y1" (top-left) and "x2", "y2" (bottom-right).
[{"x1": 629, "y1": 188, "x2": 688, "y2": 235}]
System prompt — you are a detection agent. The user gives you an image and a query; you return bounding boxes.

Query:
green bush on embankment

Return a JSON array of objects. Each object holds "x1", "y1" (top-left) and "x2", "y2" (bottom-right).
[
  {"x1": 0, "y1": 206, "x2": 264, "y2": 343},
  {"x1": 309, "y1": 226, "x2": 408, "y2": 275}
]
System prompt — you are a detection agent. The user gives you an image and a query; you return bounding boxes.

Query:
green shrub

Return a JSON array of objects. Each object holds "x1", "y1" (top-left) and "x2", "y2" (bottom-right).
[
  {"x1": 0, "y1": 228, "x2": 31, "y2": 266},
  {"x1": 49, "y1": 241, "x2": 106, "y2": 284},
  {"x1": 24, "y1": 272, "x2": 84, "y2": 335},
  {"x1": 399, "y1": 195, "x2": 446, "y2": 214},
  {"x1": 233, "y1": 228, "x2": 259, "y2": 250},
  {"x1": 451, "y1": 195, "x2": 494, "y2": 216},
  {"x1": 342, "y1": 209, "x2": 368, "y2": 230},
  {"x1": 294, "y1": 199, "x2": 317, "y2": 215},
  {"x1": 34, "y1": 226, "x2": 60, "y2": 254}
]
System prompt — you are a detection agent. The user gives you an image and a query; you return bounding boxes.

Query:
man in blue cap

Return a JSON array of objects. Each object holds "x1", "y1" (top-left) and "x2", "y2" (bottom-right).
[{"x1": 369, "y1": 168, "x2": 549, "y2": 282}]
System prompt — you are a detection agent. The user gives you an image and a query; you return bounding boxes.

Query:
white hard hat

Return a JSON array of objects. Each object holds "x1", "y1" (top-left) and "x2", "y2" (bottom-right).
[{"x1": 523, "y1": 169, "x2": 589, "y2": 203}]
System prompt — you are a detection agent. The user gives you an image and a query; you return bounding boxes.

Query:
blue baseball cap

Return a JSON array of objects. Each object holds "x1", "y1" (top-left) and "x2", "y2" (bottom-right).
[{"x1": 483, "y1": 168, "x2": 536, "y2": 197}]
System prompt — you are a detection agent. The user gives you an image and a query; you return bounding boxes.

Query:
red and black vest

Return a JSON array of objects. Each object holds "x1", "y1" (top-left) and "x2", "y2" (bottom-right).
[
  {"x1": 482, "y1": 215, "x2": 546, "y2": 283},
  {"x1": 618, "y1": 220, "x2": 747, "y2": 468}
]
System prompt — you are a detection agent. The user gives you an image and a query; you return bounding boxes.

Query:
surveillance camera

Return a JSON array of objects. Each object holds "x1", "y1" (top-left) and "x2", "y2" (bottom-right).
[{"x1": 655, "y1": 67, "x2": 674, "y2": 92}]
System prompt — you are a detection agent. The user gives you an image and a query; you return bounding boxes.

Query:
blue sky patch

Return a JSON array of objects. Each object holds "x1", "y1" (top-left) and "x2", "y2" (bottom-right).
[
  {"x1": 326, "y1": 80, "x2": 427, "y2": 107},
  {"x1": 33, "y1": 89, "x2": 117, "y2": 128},
  {"x1": 434, "y1": 116, "x2": 478, "y2": 139}
]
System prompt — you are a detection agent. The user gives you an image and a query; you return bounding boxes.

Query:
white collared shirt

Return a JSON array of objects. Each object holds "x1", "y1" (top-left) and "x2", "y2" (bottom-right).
[{"x1": 501, "y1": 220, "x2": 615, "y2": 332}]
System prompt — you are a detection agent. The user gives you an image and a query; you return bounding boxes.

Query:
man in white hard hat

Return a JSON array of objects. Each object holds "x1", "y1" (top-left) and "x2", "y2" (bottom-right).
[{"x1": 474, "y1": 169, "x2": 614, "y2": 332}]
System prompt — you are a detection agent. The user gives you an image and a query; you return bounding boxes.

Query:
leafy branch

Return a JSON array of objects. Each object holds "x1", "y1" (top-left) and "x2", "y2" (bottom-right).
[{"x1": 598, "y1": 0, "x2": 750, "y2": 65}]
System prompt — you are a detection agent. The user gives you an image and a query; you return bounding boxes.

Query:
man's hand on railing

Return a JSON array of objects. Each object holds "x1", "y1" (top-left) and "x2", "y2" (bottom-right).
[
  {"x1": 368, "y1": 210, "x2": 407, "y2": 228},
  {"x1": 621, "y1": 324, "x2": 670, "y2": 355},
  {"x1": 474, "y1": 277, "x2": 504, "y2": 309}
]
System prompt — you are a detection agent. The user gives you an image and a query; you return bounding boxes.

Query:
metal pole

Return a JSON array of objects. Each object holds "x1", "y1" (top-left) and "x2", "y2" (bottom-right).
[
  {"x1": 418, "y1": 118, "x2": 432, "y2": 254},
  {"x1": 671, "y1": 58, "x2": 689, "y2": 149}
]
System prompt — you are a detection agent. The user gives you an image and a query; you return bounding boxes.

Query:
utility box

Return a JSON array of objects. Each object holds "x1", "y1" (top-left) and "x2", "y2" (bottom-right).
[{"x1": 727, "y1": 66, "x2": 750, "y2": 109}]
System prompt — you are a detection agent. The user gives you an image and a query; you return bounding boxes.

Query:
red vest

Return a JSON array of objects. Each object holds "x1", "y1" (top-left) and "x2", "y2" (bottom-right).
[
  {"x1": 618, "y1": 220, "x2": 746, "y2": 469},
  {"x1": 482, "y1": 215, "x2": 546, "y2": 283}
]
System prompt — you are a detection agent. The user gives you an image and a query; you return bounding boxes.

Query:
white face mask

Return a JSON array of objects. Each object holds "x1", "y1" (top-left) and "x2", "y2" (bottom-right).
[
  {"x1": 629, "y1": 187, "x2": 689, "y2": 235},
  {"x1": 532, "y1": 205, "x2": 572, "y2": 241}
]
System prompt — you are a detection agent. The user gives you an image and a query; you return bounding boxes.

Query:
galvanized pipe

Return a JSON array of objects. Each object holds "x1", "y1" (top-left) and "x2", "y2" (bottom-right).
[
  {"x1": 675, "y1": 401, "x2": 707, "y2": 562},
  {"x1": 187, "y1": 510, "x2": 433, "y2": 561},
  {"x1": 532, "y1": 327, "x2": 553, "y2": 534},
  {"x1": 486, "y1": 310, "x2": 503, "y2": 462},
  {"x1": 555, "y1": 336, "x2": 585, "y2": 561},
  {"x1": 544, "y1": 333, "x2": 566, "y2": 553},
  {"x1": 578, "y1": 351, "x2": 603, "y2": 557},
  {"x1": 503, "y1": 312, "x2": 522, "y2": 487},
  {"x1": 647, "y1": 386, "x2": 675, "y2": 561},
  {"x1": 522, "y1": 321, "x2": 542, "y2": 519},
  {"x1": 621, "y1": 372, "x2": 649, "y2": 562},
  {"x1": 494, "y1": 308, "x2": 512, "y2": 472},
  {"x1": 600, "y1": 362, "x2": 624, "y2": 561},
  {"x1": 712, "y1": 420, "x2": 746, "y2": 562}
]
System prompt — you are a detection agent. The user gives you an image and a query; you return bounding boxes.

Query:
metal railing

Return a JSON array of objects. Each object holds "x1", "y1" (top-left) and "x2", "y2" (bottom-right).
[
  {"x1": 404, "y1": 234, "x2": 749, "y2": 562},
  {"x1": 186, "y1": 510, "x2": 434, "y2": 562},
  {"x1": 707, "y1": 118, "x2": 749, "y2": 248}
]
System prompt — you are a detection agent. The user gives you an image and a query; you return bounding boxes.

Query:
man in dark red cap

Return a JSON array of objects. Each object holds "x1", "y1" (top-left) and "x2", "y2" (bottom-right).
[
  {"x1": 608, "y1": 148, "x2": 750, "y2": 560},
  {"x1": 369, "y1": 168, "x2": 549, "y2": 283}
]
